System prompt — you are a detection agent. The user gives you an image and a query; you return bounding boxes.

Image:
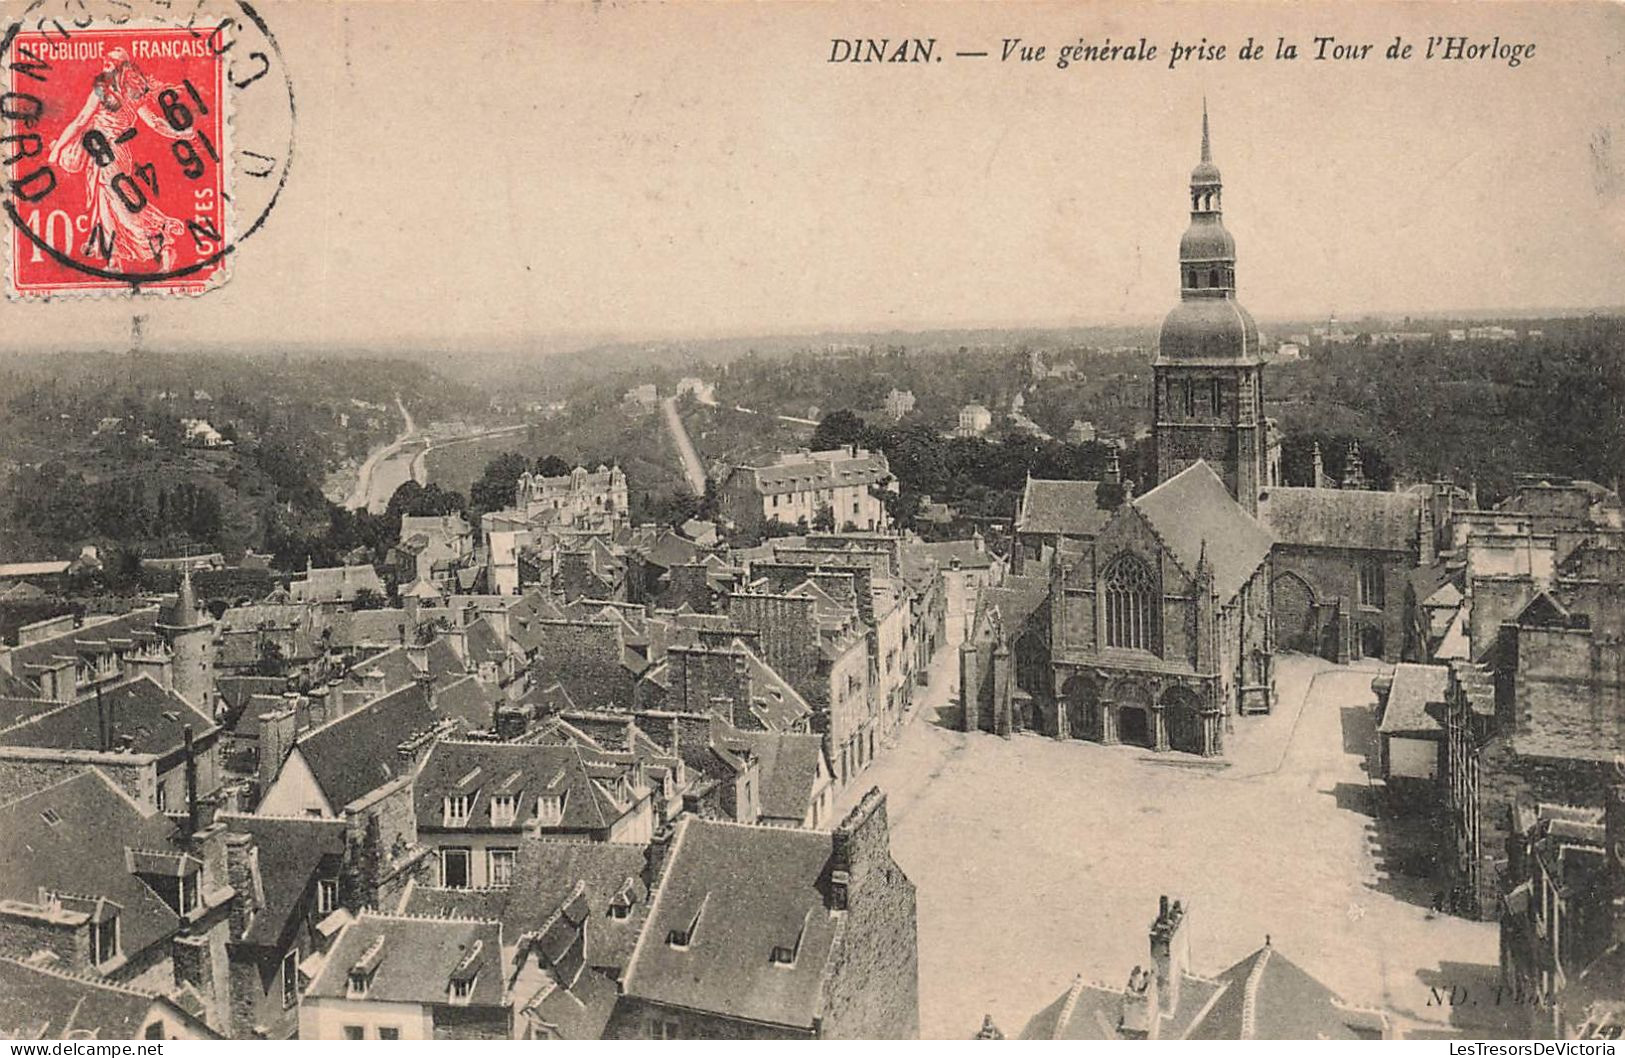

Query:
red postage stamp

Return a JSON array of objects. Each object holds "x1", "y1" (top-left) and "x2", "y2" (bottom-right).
[{"x1": 5, "y1": 26, "x2": 228, "y2": 296}]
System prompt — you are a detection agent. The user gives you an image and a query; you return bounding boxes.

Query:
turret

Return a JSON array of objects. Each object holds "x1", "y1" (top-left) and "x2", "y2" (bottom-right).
[{"x1": 157, "y1": 568, "x2": 214, "y2": 711}]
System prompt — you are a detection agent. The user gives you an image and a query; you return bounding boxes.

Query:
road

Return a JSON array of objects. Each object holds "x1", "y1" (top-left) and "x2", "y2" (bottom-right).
[
  {"x1": 661, "y1": 396, "x2": 708, "y2": 495},
  {"x1": 345, "y1": 397, "x2": 418, "y2": 513}
]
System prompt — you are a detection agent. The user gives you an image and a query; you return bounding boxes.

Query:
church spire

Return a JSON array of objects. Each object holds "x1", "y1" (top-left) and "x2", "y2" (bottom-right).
[{"x1": 1201, "y1": 96, "x2": 1211, "y2": 165}]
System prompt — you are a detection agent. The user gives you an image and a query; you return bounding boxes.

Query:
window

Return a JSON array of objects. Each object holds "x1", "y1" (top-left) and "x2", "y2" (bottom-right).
[
  {"x1": 90, "y1": 915, "x2": 119, "y2": 966},
  {"x1": 536, "y1": 794, "x2": 564, "y2": 826},
  {"x1": 488, "y1": 848, "x2": 516, "y2": 887},
  {"x1": 282, "y1": 947, "x2": 299, "y2": 1008},
  {"x1": 347, "y1": 970, "x2": 371, "y2": 999},
  {"x1": 1104, "y1": 554, "x2": 1158, "y2": 652},
  {"x1": 317, "y1": 878, "x2": 338, "y2": 915},
  {"x1": 441, "y1": 847, "x2": 471, "y2": 889},
  {"x1": 444, "y1": 795, "x2": 470, "y2": 825},
  {"x1": 649, "y1": 1018, "x2": 681, "y2": 1039},
  {"x1": 771, "y1": 945, "x2": 796, "y2": 966},
  {"x1": 377, "y1": 1027, "x2": 400, "y2": 1040},
  {"x1": 449, "y1": 977, "x2": 474, "y2": 1003},
  {"x1": 610, "y1": 901, "x2": 632, "y2": 920},
  {"x1": 1210, "y1": 379, "x2": 1223, "y2": 416},
  {"x1": 1181, "y1": 379, "x2": 1195, "y2": 418},
  {"x1": 490, "y1": 794, "x2": 517, "y2": 826},
  {"x1": 343, "y1": 1026, "x2": 364, "y2": 1040},
  {"x1": 143, "y1": 1022, "x2": 164, "y2": 1040},
  {"x1": 1359, "y1": 560, "x2": 1386, "y2": 608}
]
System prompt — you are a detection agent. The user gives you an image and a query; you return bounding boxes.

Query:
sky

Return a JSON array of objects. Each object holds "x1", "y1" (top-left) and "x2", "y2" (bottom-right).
[{"x1": 4, "y1": 0, "x2": 1625, "y2": 356}]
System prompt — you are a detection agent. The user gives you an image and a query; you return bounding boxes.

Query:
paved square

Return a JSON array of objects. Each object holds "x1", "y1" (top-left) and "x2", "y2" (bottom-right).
[{"x1": 844, "y1": 653, "x2": 1509, "y2": 1039}]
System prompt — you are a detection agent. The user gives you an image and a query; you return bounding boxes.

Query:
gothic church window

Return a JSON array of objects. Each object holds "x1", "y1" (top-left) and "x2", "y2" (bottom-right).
[{"x1": 1104, "y1": 554, "x2": 1158, "y2": 652}]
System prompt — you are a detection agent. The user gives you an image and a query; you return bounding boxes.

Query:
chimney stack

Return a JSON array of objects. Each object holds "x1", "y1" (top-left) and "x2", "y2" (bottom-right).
[
  {"x1": 184, "y1": 724, "x2": 199, "y2": 834},
  {"x1": 1148, "y1": 895, "x2": 1189, "y2": 1019}
]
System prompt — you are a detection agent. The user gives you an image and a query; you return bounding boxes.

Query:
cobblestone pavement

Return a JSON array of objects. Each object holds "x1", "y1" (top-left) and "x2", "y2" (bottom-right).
[{"x1": 844, "y1": 651, "x2": 1512, "y2": 1040}]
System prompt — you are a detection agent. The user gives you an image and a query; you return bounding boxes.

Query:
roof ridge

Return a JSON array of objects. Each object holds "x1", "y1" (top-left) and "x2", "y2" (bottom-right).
[
  {"x1": 1054, "y1": 974, "x2": 1088, "y2": 1040},
  {"x1": 357, "y1": 909, "x2": 503, "y2": 927},
  {"x1": 219, "y1": 810, "x2": 348, "y2": 826},
  {"x1": 1239, "y1": 945, "x2": 1271, "y2": 1040},
  {"x1": 0, "y1": 766, "x2": 98, "y2": 808},
  {"x1": 0, "y1": 955, "x2": 164, "y2": 997}
]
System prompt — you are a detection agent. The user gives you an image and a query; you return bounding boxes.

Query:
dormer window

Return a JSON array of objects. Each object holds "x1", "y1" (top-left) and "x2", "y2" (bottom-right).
[
  {"x1": 444, "y1": 794, "x2": 471, "y2": 825},
  {"x1": 91, "y1": 914, "x2": 120, "y2": 966},
  {"x1": 449, "y1": 976, "x2": 474, "y2": 1003},
  {"x1": 347, "y1": 970, "x2": 370, "y2": 998},
  {"x1": 490, "y1": 794, "x2": 518, "y2": 827},
  {"x1": 771, "y1": 944, "x2": 796, "y2": 966},
  {"x1": 667, "y1": 895, "x2": 707, "y2": 950},
  {"x1": 535, "y1": 794, "x2": 564, "y2": 826}
]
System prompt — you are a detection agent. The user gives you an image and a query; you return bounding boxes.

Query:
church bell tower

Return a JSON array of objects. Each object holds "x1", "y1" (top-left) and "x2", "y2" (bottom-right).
[{"x1": 1153, "y1": 103, "x2": 1267, "y2": 515}]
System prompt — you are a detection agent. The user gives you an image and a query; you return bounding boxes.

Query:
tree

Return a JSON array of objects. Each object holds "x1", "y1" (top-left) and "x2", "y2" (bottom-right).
[
  {"x1": 352, "y1": 587, "x2": 384, "y2": 611},
  {"x1": 810, "y1": 409, "x2": 871, "y2": 451},
  {"x1": 470, "y1": 451, "x2": 528, "y2": 514},
  {"x1": 255, "y1": 636, "x2": 286, "y2": 677},
  {"x1": 534, "y1": 455, "x2": 572, "y2": 478}
]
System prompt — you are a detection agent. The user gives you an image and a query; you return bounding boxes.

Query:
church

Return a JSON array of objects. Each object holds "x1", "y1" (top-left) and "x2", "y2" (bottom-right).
[{"x1": 961, "y1": 106, "x2": 1430, "y2": 756}]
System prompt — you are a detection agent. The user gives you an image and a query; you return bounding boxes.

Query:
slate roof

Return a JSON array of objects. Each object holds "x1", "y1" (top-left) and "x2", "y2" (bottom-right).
[
  {"x1": 413, "y1": 740, "x2": 633, "y2": 835},
  {"x1": 1258, "y1": 487, "x2": 1421, "y2": 553},
  {"x1": 906, "y1": 538, "x2": 995, "y2": 571},
  {"x1": 325, "y1": 607, "x2": 409, "y2": 650},
  {"x1": 0, "y1": 957, "x2": 213, "y2": 1039},
  {"x1": 1132, "y1": 461, "x2": 1275, "y2": 602},
  {"x1": 218, "y1": 813, "x2": 347, "y2": 947},
  {"x1": 0, "y1": 676, "x2": 215, "y2": 758},
  {"x1": 521, "y1": 963, "x2": 619, "y2": 1039},
  {"x1": 0, "y1": 771, "x2": 183, "y2": 959},
  {"x1": 1189, "y1": 944, "x2": 1376, "y2": 1040},
  {"x1": 1017, "y1": 478, "x2": 1111, "y2": 537},
  {"x1": 2, "y1": 607, "x2": 160, "y2": 681},
  {"x1": 306, "y1": 913, "x2": 505, "y2": 1008},
  {"x1": 1021, "y1": 972, "x2": 1225, "y2": 1040},
  {"x1": 292, "y1": 682, "x2": 435, "y2": 812},
  {"x1": 1377, "y1": 663, "x2": 1450, "y2": 736},
  {"x1": 976, "y1": 575, "x2": 1052, "y2": 637},
  {"x1": 717, "y1": 729, "x2": 827, "y2": 823},
  {"x1": 288, "y1": 564, "x2": 385, "y2": 604},
  {"x1": 216, "y1": 676, "x2": 288, "y2": 719},
  {"x1": 404, "y1": 838, "x2": 649, "y2": 974},
  {"x1": 338, "y1": 639, "x2": 467, "y2": 697},
  {"x1": 621, "y1": 818, "x2": 840, "y2": 1029},
  {"x1": 742, "y1": 448, "x2": 890, "y2": 497}
]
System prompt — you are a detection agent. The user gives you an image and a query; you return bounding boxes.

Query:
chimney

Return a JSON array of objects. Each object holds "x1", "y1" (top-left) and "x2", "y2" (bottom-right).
[
  {"x1": 416, "y1": 669, "x2": 437, "y2": 711},
  {"x1": 257, "y1": 705, "x2": 299, "y2": 796},
  {"x1": 1119, "y1": 966, "x2": 1158, "y2": 1039},
  {"x1": 96, "y1": 683, "x2": 109, "y2": 752},
  {"x1": 829, "y1": 788, "x2": 890, "y2": 910},
  {"x1": 494, "y1": 704, "x2": 529, "y2": 740},
  {"x1": 1148, "y1": 895, "x2": 1189, "y2": 1018},
  {"x1": 223, "y1": 831, "x2": 265, "y2": 942},
  {"x1": 184, "y1": 725, "x2": 199, "y2": 835},
  {"x1": 1608, "y1": 785, "x2": 1625, "y2": 945}
]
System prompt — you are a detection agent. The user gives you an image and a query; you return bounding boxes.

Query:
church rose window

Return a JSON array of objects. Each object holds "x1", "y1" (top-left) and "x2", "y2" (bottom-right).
[{"x1": 1104, "y1": 554, "x2": 1158, "y2": 652}]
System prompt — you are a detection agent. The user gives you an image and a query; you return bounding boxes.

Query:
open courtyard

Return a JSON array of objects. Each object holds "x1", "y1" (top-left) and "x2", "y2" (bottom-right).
[{"x1": 843, "y1": 652, "x2": 1512, "y2": 1040}]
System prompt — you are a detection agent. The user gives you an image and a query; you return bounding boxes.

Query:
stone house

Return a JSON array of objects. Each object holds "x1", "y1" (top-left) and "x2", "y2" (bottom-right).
[{"x1": 605, "y1": 790, "x2": 918, "y2": 1038}]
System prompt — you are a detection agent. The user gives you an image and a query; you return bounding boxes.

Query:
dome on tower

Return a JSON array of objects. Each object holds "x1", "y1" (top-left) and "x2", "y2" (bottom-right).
[
  {"x1": 1190, "y1": 158, "x2": 1222, "y2": 185},
  {"x1": 1180, "y1": 222, "x2": 1234, "y2": 261},
  {"x1": 1157, "y1": 298, "x2": 1260, "y2": 363}
]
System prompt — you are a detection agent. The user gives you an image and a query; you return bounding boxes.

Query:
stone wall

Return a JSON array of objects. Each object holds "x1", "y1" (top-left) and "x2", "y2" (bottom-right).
[{"x1": 821, "y1": 790, "x2": 920, "y2": 1039}]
